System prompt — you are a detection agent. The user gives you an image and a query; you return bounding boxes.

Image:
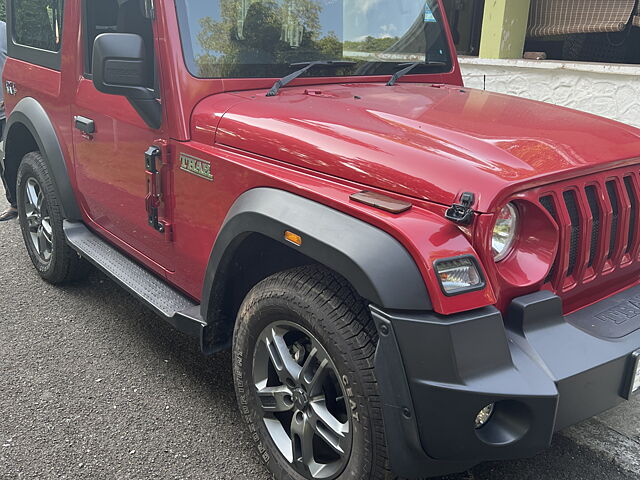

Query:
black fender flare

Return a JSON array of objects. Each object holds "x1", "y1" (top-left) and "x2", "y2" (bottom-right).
[
  {"x1": 200, "y1": 188, "x2": 431, "y2": 321},
  {"x1": 2, "y1": 97, "x2": 81, "y2": 219}
]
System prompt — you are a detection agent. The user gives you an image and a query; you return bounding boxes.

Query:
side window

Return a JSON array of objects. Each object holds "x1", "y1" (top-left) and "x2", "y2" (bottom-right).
[
  {"x1": 13, "y1": 0, "x2": 64, "y2": 52},
  {"x1": 84, "y1": 0, "x2": 156, "y2": 90}
]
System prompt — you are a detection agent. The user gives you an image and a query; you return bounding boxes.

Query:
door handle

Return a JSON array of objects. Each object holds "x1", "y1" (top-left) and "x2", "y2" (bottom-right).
[{"x1": 74, "y1": 115, "x2": 95, "y2": 135}]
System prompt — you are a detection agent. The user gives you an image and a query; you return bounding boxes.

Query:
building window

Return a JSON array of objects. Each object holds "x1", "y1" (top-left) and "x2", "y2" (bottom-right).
[
  {"x1": 443, "y1": 0, "x2": 484, "y2": 56},
  {"x1": 525, "y1": 0, "x2": 640, "y2": 64},
  {"x1": 13, "y1": 0, "x2": 64, "y2": 52},
  {"x1": 445, "y1": 0, "x2": 640, "y2": 64}
]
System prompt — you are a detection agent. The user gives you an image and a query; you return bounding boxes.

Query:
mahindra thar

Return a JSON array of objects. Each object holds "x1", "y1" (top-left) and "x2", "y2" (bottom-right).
[{"x1": 2, "y1": 0, "x2": 639, "y2": 478}]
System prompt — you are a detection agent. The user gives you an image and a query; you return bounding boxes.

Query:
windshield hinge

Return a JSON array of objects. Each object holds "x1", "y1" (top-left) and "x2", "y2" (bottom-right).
[{"x1": 445, "y1": 192, "x2": 476, "y2": 225}]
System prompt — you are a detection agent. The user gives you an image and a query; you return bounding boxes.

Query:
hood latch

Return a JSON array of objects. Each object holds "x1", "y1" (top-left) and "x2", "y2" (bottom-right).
[{"x1": 445, "y1": 192, "x2": 476, "y2": 225}]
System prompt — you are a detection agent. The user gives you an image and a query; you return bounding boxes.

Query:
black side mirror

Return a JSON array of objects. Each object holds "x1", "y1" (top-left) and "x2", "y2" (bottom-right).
[{"x1": 92, "y1": 33, "x2": 161, "y2": 130}]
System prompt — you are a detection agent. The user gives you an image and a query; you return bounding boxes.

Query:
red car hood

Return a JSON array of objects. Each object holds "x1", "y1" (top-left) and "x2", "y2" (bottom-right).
[{"x1": 215, "y1": 83, "x2": 640, "y2": 212}]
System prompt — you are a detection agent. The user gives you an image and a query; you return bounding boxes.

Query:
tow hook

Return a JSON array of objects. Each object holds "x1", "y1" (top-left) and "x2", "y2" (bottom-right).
[{"x1": 445, "y1": 192, "x2": 476, "y2": 225}]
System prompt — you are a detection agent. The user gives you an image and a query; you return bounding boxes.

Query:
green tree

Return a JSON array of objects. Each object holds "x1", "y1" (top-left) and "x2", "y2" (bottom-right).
[
  {"x1": 195, "y1": 0, "x2": 337, "y2": 77},
  {"x1": 344, "y1": 36, "x2": 400, "y2": 53},
  {"x1": 315, "y1": 31, "x2": 343, "y2": 59},
  {"x1": 0, "y1": 1, "x2": 6, "y2": 22}
]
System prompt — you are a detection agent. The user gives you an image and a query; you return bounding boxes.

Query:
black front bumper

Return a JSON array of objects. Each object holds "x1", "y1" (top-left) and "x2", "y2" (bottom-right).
[{"x1": 372, "y1": 287, "x2": 640, "y2": 479}]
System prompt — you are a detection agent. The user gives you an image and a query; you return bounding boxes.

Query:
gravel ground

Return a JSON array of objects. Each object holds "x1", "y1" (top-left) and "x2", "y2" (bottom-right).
[{"x1": 1, "y1": 198, "x2": 639, "y2": 480}]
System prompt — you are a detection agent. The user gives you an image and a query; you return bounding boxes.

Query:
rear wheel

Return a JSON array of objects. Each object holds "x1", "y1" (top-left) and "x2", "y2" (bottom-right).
[
  {"x1": 16, "y1": 151, "x2": 90, "y2": 284},
  {"x1": 233, "y1": 266, "x2": 393, "y2": 480}
]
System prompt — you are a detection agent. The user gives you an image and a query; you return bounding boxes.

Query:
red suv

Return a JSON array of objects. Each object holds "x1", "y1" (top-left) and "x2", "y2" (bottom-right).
[{"x1": 2, "y1": 0, "x2": 640, "y2": 478}]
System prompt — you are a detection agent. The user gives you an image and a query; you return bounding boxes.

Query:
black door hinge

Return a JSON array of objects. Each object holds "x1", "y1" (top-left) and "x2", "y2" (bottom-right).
[{"x1": 445, "y1": 192, "x2": 476, "y2": 225}]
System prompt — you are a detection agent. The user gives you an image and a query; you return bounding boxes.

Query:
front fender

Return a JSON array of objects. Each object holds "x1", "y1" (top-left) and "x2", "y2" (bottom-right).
[{"x1": 200, "y1": 188, "x2": 432, "y2": 321}]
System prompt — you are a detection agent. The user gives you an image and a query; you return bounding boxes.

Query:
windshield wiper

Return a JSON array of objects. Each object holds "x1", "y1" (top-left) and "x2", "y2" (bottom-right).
[
  {"x1": 267, "y1": 60, "x2": 356, "y2": 97},
  {"x1": 386, "y1": 61, "x2": 447, "y2": 86}
]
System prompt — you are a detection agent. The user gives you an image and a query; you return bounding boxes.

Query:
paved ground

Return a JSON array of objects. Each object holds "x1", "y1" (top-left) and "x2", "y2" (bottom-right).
[{"x1": 1, "y1": 192, "x2": 639, "y2": 479}]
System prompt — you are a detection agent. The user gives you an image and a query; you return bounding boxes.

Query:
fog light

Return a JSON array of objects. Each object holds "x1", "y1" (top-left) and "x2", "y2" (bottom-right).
[
  {"x1": 435, "y1": 256, "x2": 484, "y2": 295},
  {"x1": 475, "y1": 404, "x2": 495, "y2": 429}
]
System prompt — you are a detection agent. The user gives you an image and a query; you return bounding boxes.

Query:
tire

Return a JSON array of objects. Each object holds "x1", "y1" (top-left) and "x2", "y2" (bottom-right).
[
  {"x1": 233, "y1": 265, "x2": 393, "y2": 480},
  {"x1": 16, "y1": 151, "x2": 90, "y2": 284}
]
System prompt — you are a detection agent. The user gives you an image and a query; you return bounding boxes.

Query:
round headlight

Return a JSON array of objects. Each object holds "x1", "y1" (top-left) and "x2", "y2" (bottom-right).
[{"x1": 492, "y1": 203, "x2": 518, "y2": 262}]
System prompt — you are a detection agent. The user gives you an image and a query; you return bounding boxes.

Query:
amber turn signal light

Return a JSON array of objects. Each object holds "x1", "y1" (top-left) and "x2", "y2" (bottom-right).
[{"x1": 284, "y1": 231, "x2": 303, "y2": 246}]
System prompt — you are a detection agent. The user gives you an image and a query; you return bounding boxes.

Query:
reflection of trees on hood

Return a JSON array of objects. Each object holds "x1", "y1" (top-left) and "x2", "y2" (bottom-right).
[{"x1": 196, "y1": 0, "x2": 337, "y2": 77}]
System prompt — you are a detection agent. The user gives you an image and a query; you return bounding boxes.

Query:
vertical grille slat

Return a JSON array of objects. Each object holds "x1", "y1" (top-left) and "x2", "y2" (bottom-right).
[
  {"x1": 562, "y1": 190, "x2": 581, "y2": 277},
  {"x1": 624, "y1": 176, "x2": 637, "y2": 255},
  {"x1": 540, "y1": 196, "x2": 557, "y2": 218},
  {"x1": 606, "y1": 181, "x2": 620, "y2": 259},
  {"x1": 585, "y1": 185, "x2": 601, "y2": 268},
  {"x1": 540, "y1": 195, "x2": 558, "y2": 283}
]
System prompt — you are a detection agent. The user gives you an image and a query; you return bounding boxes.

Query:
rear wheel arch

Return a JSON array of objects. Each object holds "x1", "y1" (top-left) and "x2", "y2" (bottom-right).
[
  {"x1": 2, "y1": 121, "x2": 37, "y2": 205},
  {"x1": 201, "y1": 188, "x2": 431, "y2": 350},
  {"x1": 2, "y1": 97, "x2": 81, "y2": 220}
]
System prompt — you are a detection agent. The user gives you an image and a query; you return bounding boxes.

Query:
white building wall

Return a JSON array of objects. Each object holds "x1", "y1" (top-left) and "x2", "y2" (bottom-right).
[{"x1": 459, "y1": 57, "x2": 640, "y2": 129}]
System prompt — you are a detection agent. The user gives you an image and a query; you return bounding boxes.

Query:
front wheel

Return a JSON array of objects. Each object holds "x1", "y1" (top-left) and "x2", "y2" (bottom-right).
[{"x1": 233, "y1": 266, "x2": 393, "y2": 480}]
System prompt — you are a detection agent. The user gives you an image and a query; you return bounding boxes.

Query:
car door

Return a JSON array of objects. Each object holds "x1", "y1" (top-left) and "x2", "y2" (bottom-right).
[{"x1": 71, "y1": 0, "x2": 174, "y2": 271}]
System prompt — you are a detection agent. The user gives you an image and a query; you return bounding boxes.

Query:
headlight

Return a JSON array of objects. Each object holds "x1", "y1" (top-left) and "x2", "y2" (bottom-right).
[
  {"x1": 435, "y1": 256, "x2": 484, "y2": 295},
  {"x1": 492, "y1": 203, "x2": 518, "y2": 262}
]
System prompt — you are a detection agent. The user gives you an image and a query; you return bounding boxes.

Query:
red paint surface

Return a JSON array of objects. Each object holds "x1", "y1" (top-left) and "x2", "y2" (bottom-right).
[
  {"x1": 215, "y1": 84, "x2": 640, "y2": 213},
  {"x1": 5, "y1": 0, "x2": 640, "y2": 316}
]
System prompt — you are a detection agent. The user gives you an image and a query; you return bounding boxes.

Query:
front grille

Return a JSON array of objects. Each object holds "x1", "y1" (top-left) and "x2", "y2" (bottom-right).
[{"x1": 535, "y1": 166, "x2": 640, "y2": 292}]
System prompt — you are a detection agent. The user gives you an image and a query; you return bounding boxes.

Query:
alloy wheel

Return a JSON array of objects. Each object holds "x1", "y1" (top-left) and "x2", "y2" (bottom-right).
[
  {"x1": 23, "y1": 177, "x2": 53, "y2": 261},
  {"x1": 253, "y1": 321, "x2": 352, "y2": 480}
]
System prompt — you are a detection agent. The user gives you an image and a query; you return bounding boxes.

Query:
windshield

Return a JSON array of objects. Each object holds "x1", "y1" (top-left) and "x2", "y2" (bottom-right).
[{"x1": 175, "y1": 0, "x2": 452, "y2": 79}]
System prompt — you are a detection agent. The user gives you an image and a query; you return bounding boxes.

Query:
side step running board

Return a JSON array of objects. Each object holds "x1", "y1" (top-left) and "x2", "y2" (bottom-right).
[{"x1": 63, "y1": 221, "x2": 207, "y2": 340}]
